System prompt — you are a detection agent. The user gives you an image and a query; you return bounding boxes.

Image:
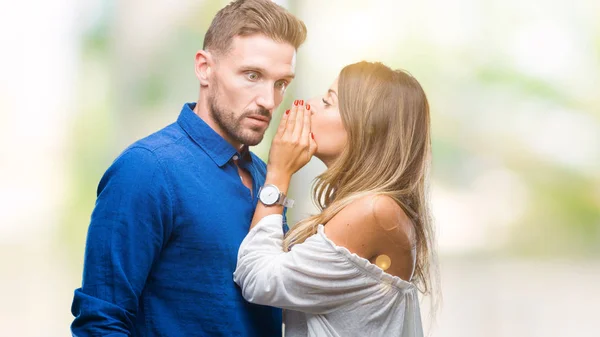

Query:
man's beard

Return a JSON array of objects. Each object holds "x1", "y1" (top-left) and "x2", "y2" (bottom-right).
[{"x1": 208, "y1": 91, "x2": 271, "y2": 147}]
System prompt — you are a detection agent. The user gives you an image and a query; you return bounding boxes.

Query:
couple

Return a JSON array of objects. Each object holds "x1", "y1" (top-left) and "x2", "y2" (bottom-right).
[{"x1": 71, "y1": 0, "x2": 436, "y2": 336}]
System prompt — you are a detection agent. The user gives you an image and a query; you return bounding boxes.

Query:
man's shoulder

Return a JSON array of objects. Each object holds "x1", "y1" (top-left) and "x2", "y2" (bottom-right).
[
  {"x1": 129, "y1": 122, "x2": 185, "y2": 154},
  {"x1": 107, "y1": 122, "x2": 187, "y2": 170}
]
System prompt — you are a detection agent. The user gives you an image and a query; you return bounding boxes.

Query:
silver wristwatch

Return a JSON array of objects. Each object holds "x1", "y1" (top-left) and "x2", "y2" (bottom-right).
[{"x1": 258, "y1": 184, "x2": 295, "y2": 208}]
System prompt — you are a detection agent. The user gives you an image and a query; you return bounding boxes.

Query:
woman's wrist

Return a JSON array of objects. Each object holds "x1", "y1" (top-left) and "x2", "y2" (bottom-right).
[{"x1": 264, "y1": 169, "x2": 292, "y2": 193}]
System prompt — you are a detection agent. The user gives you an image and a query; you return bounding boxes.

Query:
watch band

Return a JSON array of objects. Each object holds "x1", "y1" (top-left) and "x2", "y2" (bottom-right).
[
  {"x1": 280, "y1": 196, "x2": 294, "y2": 208},
  {"x1": 271, "y1": 191, "x2": 294, "y2": 208}
]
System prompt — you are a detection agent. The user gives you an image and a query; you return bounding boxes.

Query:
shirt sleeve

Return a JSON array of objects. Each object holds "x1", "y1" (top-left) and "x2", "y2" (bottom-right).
[
  {"x1": 282, "y1": 207, "x2": 290, "y2": 234},
  {"x1": 71, "y1": 147, "x2": 173, "y2": 336},
  {"x1": 233, "y1": 214, "x2": 378, "y2": 315}
]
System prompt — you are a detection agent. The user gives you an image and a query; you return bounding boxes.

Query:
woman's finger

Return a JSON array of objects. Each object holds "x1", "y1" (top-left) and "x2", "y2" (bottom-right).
[
  {"x1": 292, "y1": 100, "x2": 305, "y2": 140},
  {"x1": 276, "y1": 107, "x2": 291, "y2": 138},
  {"x1": 284, "y1": 100, "x2": 301, "y2": 136},
  {"x1": 299, "y1": 103, "x2": 311, "y2": 145}
]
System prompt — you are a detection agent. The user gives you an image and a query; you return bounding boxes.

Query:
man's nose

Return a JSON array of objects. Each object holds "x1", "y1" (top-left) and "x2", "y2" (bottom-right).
[{"x1": 256, "y1": 85, "x2": 276, "y2": 111}]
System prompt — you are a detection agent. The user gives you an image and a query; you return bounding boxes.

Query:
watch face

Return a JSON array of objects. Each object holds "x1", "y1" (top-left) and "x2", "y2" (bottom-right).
[{"x1": 260, "y1": 185, "x2": 280, "y2": 205}]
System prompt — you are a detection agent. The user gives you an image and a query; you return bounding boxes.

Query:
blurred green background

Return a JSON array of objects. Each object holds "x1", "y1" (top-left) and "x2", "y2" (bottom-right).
[{"x1": 1, "y1": 0, "x2": 599, "y2": 336}]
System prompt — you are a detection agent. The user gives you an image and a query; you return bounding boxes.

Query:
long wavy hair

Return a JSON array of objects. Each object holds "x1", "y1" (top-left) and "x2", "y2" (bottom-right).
[{"x1": 283, "y1": 61, "x2": 439, "y2": 310}]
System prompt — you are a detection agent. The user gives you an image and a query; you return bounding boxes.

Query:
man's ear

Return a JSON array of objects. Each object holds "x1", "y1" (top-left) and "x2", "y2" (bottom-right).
[{"x1": 195, "y1": 50, "x2": 213, "y2": 86}]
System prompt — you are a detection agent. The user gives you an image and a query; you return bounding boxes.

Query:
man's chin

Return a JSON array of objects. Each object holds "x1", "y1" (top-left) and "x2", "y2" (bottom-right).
[
  {"x1": 237, "y1": 131, "x2": 265, "y2": 147},
  {"x1": 244, "y1": 136, "x2": 264, "y2": 147}
]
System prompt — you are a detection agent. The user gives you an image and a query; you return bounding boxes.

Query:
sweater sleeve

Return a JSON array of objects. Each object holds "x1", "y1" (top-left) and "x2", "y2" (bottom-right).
[{"x1": 233, "y1": 214, "x2": 378, "y2": 315}]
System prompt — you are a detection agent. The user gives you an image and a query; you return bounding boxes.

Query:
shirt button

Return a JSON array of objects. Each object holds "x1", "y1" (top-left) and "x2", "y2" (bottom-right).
[{"x1": 233, "y1": 155, "x2": 239, "y2": 161}]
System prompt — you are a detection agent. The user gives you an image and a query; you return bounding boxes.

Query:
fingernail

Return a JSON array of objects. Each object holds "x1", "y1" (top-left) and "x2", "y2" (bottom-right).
[
  {"x1": 311, "y1": 132, "x2": 315, "y2": 140},
  {"x1": 306, "y1": 104, "x2": 310, "y2": 110},
  {"x1": 300, "y1": 100, "x2": 304, "y2": 105},
  {"x1": 294, "y1": 100, "x2": 298, "y2": 106},
  {"x1": 285, "y1": 109, "x2": 290, "y2": 115}
]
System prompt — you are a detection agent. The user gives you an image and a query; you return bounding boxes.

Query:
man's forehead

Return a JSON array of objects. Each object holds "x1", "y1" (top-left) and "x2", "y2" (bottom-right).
[{"x1": 290, "y1": 52, "x2": 296, "y2": 72}]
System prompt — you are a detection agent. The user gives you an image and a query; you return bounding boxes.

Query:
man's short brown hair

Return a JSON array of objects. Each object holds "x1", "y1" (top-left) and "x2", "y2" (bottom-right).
[{"x1": 203, "y1": 0, "x2": 307, "y2": 55}]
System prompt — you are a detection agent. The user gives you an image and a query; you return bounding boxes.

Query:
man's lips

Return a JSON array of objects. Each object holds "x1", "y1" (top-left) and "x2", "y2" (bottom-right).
[{"x1": 247, "y1": 115, "x2": 270, "y2": 123}]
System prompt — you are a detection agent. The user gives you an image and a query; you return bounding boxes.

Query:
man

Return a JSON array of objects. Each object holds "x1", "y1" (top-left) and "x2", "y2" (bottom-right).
[{"x1": 71, "y1": 1, "x2": 306, "y2": 335}]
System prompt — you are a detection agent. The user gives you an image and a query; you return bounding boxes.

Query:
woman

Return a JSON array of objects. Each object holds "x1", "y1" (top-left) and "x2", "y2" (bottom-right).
[{"x1": 234, "y1": 61, "x2": 437, "y2": 337}]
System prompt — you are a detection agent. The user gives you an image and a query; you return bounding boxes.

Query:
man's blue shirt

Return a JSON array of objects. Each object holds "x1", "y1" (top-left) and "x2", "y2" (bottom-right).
[{"x1": 71, "y1": 103, "x2": 282, "y2": 336}]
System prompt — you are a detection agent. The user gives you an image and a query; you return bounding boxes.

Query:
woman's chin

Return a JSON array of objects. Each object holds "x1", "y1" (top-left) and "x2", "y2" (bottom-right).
[{"x1": 313, "y1": 152, "x2": 339, "y2": 168}]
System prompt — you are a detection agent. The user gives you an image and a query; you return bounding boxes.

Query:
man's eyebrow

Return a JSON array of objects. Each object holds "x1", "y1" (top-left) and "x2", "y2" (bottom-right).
[{"x1": 239, "y1": 65, "x2": 267, "y2": 73}]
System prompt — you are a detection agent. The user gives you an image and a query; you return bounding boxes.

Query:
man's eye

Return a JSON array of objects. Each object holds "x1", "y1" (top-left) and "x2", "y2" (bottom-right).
[
  {"x1": 246, "y1": 72, "x2": 259, "y2": 81},
  {"x1": 275, "y1": 80, "x2": 288, "y2": 91}
]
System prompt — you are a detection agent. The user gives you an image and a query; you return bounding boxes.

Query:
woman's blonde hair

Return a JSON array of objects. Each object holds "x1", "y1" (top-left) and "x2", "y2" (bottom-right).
[{"x1": 283, "y1": 61, "x2": 439, "y2": 302}]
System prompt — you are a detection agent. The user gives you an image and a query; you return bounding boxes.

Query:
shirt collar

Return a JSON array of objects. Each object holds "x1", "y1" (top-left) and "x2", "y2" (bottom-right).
[{"x1": 177, "y1": 102, "x2": 252, "y2": 167}]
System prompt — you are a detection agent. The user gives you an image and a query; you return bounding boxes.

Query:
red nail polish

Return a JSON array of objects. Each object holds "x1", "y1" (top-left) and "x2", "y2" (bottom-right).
[
  {"x1": 300, "y1": 100, "x2": 304, "y2": 105},
  {"x1": 311, "y1": 133, "x2": 315, "y2": 140},
  {"x1": 285, "y1": 109, "x2": 290, "y2": 115},
  {"x1": 294, "y1": 100, "x2": 298, "y2": 106},
  {"x1": 306, "y1": 104, "x2": 310, "y2": 110}
]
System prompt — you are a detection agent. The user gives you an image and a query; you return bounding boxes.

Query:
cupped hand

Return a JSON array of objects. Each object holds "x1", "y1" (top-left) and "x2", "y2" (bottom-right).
[{"x1": 267, "y1": 99, "x2": 318, "y2": 179}]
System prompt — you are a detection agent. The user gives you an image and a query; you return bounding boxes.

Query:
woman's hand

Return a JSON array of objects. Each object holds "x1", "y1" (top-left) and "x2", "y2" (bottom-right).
[
  {"x1": 248, "y1": 100, "x2": 317, "y2": 231},
  {"x1": 267, "y1": 100, "x2": 318, "y2": 181}
]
